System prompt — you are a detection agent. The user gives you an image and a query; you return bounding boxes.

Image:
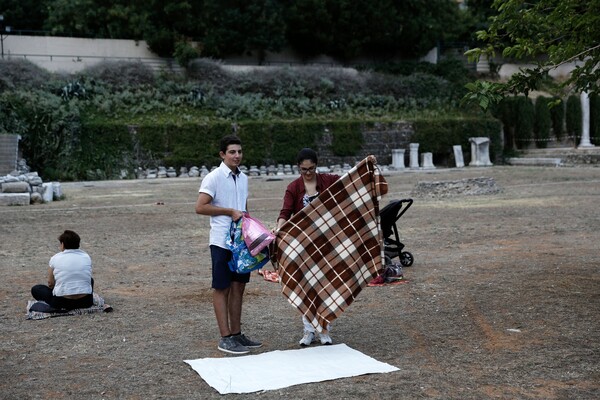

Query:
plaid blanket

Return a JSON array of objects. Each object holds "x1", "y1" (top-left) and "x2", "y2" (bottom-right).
[
  {"x1": 275, "y1": 158, "x2": 388, "y2": 332},
  {"x1": 26, "y1": 293, "x2": 113, "y2": 320}
]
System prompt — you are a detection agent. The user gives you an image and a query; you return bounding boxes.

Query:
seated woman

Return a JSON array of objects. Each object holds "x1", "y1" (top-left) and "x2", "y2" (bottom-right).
[{"x1": 31, "y1": 230, "x2": 94, "y2": 310}]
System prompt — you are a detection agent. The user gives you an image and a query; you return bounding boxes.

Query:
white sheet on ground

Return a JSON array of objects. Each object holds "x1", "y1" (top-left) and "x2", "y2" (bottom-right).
[{"x1": 184, "y1": 343, "x2": 399, "y2": 394}]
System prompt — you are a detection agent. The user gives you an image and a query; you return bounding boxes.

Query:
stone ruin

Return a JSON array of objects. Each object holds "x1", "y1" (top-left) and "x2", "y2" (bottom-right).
[
  {"x1": 133, "y1": 162, "x2": 369, "y2": 179},
  {"x1": 0, "y1": 159, "x2": 63, "y2": 206},
  {"x1": 411, "y1": 177, "x2": 502, "y2": 198}
]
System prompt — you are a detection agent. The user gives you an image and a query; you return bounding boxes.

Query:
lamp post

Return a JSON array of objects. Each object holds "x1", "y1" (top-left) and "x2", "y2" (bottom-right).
[{"x1": 0, "y1": 15, "x2": 11, "y2": 60}]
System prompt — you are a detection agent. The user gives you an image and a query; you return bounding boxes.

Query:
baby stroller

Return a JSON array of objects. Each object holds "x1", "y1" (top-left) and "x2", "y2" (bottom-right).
[{"x1": 379, "y1": 198, "x2": 414, "y2": 267}]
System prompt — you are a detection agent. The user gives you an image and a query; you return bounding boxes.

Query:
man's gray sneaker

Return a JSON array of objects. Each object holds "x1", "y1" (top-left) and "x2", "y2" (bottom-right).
[
  {"x1": 218, "y1": 336, "x2": 250, "y2": 355},
  {"x1": 232, "y1": 333, "x2": 262, "y2": 348}
]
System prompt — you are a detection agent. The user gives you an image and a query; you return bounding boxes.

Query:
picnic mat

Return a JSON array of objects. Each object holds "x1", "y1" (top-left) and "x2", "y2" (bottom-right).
[
  {"x1": 274, "y1": 157, "x2": 388, "y2": 332},
  {"x1": 184, "y1": 344, "x2": 399, "y2": 394},
  {"x1": 26, "y1": 293, "x2": 113, "y2": 320}
]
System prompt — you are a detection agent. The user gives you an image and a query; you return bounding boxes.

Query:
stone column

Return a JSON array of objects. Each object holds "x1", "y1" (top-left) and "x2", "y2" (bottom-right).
[
  {"x1": 421, "y1": 152, "x2": 435, "y2": 169},
  {"x1": 453, "y1": 145, "x2": 465, "y2": 168},
  {"x1": 409, "y1": 143, "x2": 420, "y2": 169},
  {"x1": 42, "y1": 182, "x2": 54, "y2": 203},
  {"x1": 391, "y1": 149, "x2": 405, "y2": 170},
  {"x1": 469, "y1": 137, "x2": 493, "y2": 166},
  {"x1": 579, "y1": 91, "x2": 595, "y2": 148}
]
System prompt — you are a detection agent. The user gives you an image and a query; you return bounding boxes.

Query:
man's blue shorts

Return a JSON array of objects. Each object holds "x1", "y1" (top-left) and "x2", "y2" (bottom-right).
[{"x1": 210, "y1": 245, "x2": 251, "y2": 289}]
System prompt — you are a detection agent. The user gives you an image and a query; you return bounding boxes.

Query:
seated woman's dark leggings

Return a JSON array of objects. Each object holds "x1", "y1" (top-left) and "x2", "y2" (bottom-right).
[{"x1": 31, "y1": 279, "x2": 94, "y2": 310}]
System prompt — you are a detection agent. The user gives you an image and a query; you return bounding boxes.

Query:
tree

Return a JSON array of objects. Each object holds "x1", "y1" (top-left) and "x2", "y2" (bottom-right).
[
  {"x1": 142, "y1": 0, "x2": 204, "y2": 57},
  {"x1": 44, "y1": 0, "x2": 146, "y2": 39},
  {"x1": 284, "y1": 0, "x2": 463, "y2": 62},
  {"x1": 0, "y1": 0, "x2": 50, "y2": 32},
  {"x1": 284, "y1": 0, "x2": 333, "y2": 59},
  {"x1": 201, "y1": 0, "x2": 286, "y2": 63},
  {"x1": 464, "y1": 0, "x2": 600, "y2": 110}
]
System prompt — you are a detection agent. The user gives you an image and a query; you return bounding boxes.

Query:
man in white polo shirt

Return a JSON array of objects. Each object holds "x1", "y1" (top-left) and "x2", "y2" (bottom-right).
[{"x1": 195, "y1": 135, "x2": 262, "y2": 355}]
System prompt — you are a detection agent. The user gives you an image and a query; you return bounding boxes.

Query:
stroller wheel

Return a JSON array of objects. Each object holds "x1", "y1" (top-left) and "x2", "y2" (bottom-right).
[{"x1": 400, "y1": 251, "x2": 414, "y2": 267}]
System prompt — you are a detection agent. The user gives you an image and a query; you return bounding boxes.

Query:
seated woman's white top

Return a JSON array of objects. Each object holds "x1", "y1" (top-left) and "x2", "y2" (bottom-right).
[{"x1": 49, "y1": 249, "x2": 93, "y2": 296}]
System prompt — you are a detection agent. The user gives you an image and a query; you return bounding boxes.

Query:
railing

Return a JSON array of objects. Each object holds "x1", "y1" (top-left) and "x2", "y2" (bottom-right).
[{"x1": 4, "y1": 52, "x2": 183, "y2": 72}]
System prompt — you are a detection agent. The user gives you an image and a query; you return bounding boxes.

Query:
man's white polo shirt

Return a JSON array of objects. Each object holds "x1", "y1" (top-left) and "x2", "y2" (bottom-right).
[{"x1": 199, "y1": 162, "x2": 248, "y2": 249}]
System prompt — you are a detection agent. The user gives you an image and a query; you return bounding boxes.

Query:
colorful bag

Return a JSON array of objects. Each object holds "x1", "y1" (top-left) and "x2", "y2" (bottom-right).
[
  {"x1": 241, "y1": 213, "x2": 276, "y2": 257},
  {"x1": 226, "y1": 219, "x2": 269, "y2": 274}
]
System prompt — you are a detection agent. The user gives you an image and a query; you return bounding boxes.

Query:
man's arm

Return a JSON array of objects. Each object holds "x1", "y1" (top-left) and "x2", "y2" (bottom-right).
[{"x1": 195, "y1": 192, "x2": 244, "y2": 221}]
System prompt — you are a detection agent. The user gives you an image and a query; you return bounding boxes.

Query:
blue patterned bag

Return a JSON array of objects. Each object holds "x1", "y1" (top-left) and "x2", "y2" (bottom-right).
[{"x1": 226, "y1": 219, "x2": 269, "y2": 274}]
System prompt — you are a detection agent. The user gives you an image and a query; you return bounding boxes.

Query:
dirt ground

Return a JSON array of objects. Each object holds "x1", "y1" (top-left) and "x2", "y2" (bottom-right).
[{"x1": 1, "y1": 165, "x2": 599, "y2": 399}]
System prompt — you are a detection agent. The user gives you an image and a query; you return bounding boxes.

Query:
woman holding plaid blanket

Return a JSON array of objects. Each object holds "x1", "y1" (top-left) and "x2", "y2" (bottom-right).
[
  {"x1": 274, "y1": 147, "x2": 345, "y2": 346},
  {"x1": 276, "y1": 148, "x2": 338, "y2": 346}
]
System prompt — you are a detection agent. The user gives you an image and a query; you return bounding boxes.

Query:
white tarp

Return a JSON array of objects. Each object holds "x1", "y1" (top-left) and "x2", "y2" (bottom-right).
[{"x1": 184, "y1": 344, "x2": 399, "y2": 394}]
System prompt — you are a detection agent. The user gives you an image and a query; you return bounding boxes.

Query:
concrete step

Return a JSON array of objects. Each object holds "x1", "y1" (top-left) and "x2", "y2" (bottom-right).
[
  {"x1": 507, "y1": 157, "x2": 563, "y2": 166},
  {"x1": 513, "y1": 147, "x2": 600, "y2": 166}
]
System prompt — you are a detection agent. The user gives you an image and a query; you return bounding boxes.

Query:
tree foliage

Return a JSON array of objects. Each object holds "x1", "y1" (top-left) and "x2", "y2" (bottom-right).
[
  {"x1": 1, "y1": 0, "x2": 467, "y2": 62},
  {"x1": 201, "y1": 0, "x2": 286, "y2": 63},
  {"x1": 0, "y1": 0, "x2": 50, "y2": 32},
  {"x1": 465, "y1": 0, "x2": 600, "y2": 110}
]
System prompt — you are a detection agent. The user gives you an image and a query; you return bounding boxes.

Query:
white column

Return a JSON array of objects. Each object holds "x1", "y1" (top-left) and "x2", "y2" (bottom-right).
[
  {"x1": 391, "y1": 149, "x2": 405, "y2": 169},
  {"x1": 453, "y1": 145, "x2": 465, "y2": 168},
  {"x1": 469, "y1": 137, "x2": 493, "y2": 166},
  {"x1": 409, "y1": 143, "x2": 420, "y2": 169},
  {"x1": 579, "y1": 91, "x2": 595, "y2": 148},
  {"x1": 421, "y1": 152, "x2": 435, "y2": 169}
]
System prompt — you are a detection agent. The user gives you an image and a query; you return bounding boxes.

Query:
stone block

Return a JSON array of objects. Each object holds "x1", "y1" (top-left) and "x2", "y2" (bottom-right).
[
  {"x1": 52, "y1": 182, "x2": 63, "y2": 200},
  {"x1": 421, "y1": 152, "x2": 435, "y2": 170},
  {"x1": 453, "y1": 145, "x2": 465, "y2": 168},
  {"x1": 391, "y1": 149, "x2": 405, "y2": 169},
  {"x1": 30, "y1": 192, "x2": 43, "y2": 204},
  {"x1": 1, "y1": 181, "x2": 30, "y2": 193},
  {"x1": 0, "y1": 193, "x2": 30, "y2": 206},
  {"x1": 42, "y1": 182, "x2": 54, "y2": 203}
]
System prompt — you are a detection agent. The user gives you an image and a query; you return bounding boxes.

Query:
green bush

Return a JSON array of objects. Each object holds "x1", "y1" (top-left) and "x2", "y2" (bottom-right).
[
  {"x1": 174, "y1": 40, "x2": 201, "y2": 68},
  {"x1": 514, "y1": 96, "x2": 535, "y2": 149},
  {"x1": 566, "y1": 95, "x2": 582, "y2": 139},
  {"x1": 77, "y1": 123, "x2": 133, "y2": 179},
  {"x1": 83, "y1": 61, "x2": 156, "y2": 87},
  {"x1": 534, "y1": 96, "x2": 552, "y2": 149},
  {"x1": 0, "y1": 90, "x2": 83, "y2": 180},
  {"x1": 130, "y1": 120, "x2": 324, "y2": 168},
  {"x1": 550, "y1": 97, "x2": 565, "y2": 141},
  {"x1": 492, "y1": 97, "x2": 517, "y2": 150},
  {"x1": 186, "y1": 58, "x2": 231, "y2": 86},
  {"x1": 0, "y1": 59, "x2": 52, "y2": 93},
  {"x1": 326, "y1": 121, "x2": 364, "y2": 157}
]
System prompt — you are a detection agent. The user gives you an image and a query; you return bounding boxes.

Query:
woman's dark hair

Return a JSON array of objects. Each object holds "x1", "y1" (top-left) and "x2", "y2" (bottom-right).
[
  {"x1": 219, "y1": 135, "x2": 242, "y2": 153},
  {"x1": 59, "y1": 230, "x2": 81, "y2": 249},
  {"x1": 296, "y1": 148, "x2": 318, "y2": 165}
]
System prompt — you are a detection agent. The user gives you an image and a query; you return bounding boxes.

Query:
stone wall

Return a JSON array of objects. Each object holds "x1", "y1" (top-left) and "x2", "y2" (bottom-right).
[
  {"x1": 315, "y1": 122, "x2": 415, "y2": 166},
  {"x1": 0, "y1": 135, "x2": 20, "y2": 175}
]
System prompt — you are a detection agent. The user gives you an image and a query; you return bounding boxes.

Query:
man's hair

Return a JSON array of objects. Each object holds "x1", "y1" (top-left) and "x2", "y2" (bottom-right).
[
  {"x1": 59, "y1": 230, "x2": 81, "y2": 249},
  {"x1": 296, "y1": 148, "x2": 318, "y2": 165},
  {"x1": 219, "y1": 135, "x2": 242, "y2": 153}
]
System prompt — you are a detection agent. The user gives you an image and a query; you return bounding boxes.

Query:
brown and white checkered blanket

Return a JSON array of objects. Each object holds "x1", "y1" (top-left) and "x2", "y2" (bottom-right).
[{"x1": 274, "y1": 158, "x2": 388, "y2": 332}]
